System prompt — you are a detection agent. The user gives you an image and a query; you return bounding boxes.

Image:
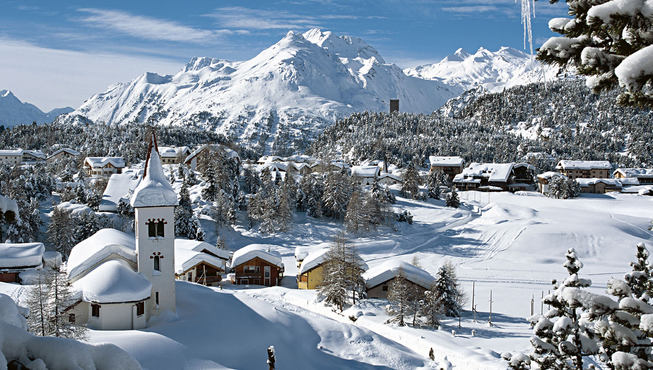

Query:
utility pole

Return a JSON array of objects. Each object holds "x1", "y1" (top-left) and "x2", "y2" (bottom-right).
[
  {"x1": 471, "y1": 281, "x2": 475, "y2": 311},
  {"x1": 541, "y1": 291, "x2": 544, "y2": 315},
  {"x1": 530, "y1": 294, "x2": 534, "y2": 316}
]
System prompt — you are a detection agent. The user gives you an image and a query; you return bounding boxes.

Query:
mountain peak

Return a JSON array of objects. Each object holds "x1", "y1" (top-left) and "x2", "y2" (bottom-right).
[
  {"x1": 302, "y1": 28, "x2": 384, "y2": 63},
  {"x1": 0, "y1": 90, "x2": 72, "y2": 127},
  {"x1": 0, "y1": 90, "x2": 15, "y2": 99}
]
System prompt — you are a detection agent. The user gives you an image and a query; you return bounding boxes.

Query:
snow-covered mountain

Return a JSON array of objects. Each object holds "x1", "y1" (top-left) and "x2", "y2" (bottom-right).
[
  {"x1": 405, "y1": 47, "x2": 559, "y2": 93},
  {"x1": 0, "y1": 90, "x2": 73, "y2": 128},
  {"x1": 68, "y1": 29, "x2": 461, "y2": 154}
]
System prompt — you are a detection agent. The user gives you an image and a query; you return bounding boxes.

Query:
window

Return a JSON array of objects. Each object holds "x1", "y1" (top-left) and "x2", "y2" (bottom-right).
[
  {"x1": 148, "y1": 222, "x2": 156, "y2": 237},
  {"x1": 153, "y1": 256, "x2": 160, "y2": 271},
  {"x1": 188, "y1": 272, "x2": 193, "y2": 281},
  {"x1": 244, "y1": 265, "x2": 258, "y2": 273},
  {"x1": 382, "y1": 285, "x2": 388, "y2": 292},
  {"x1": 147, "y1": 219, "x2": 166, "y2": 238},
  {"x1": 68, "y1": 313, "x2": 76, "y2": 323},
  {"x1": 91, "y1": 304, "x2": 100, "y2": 317},
  {"x1": 157, "y1": 221, "x2": 165, "y2": 237},
  {"x1": 155, "y1": 292, "x2": 159, "y2": 305},
  {"x1": 136, "y1": 302, "x2": 144, "y2": 316}
]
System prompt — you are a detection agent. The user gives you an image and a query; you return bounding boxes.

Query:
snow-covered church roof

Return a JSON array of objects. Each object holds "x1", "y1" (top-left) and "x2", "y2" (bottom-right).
[
  {"x1": 0, "y1": 242, "x2": 44, "y2": 269},
  {"x1": 67, "y1": 228, "x2": 136, "y2": 281},
  {"x1": 73, "y1": 260, "x2": 151, "y2": 304},
  {"x1": 231, "y1": 244, "x2": 284, "y2": 268},
  {"x1": 131, "y1": 134, "x2": 178, "y2": 208},
  {"x1": 363, "y1": 260, "x2": 435, "y2": 290}
]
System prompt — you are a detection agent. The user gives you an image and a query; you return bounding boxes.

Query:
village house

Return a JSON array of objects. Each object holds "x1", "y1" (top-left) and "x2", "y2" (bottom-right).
[
  {"x1": 429, "y1": 156, "x2": 464, "y2": 181},
  {"x1": 378, "y1": 173, "x2": 403, "y2": 186},
  {"x1": 453, "y1": 162, "x2": 535, "y2": 191},
  {"x1": 84, "y1": 157, "x2": 126, "y2": 178},
  {"x1": 536, "y1": 171, "x2": 563, "y2": 194},
  {"x1": 47, "y1": 148, "x2": 80, "y2": 163},
  {"x1": 556, "y1": 160, "x2": 611, "y2": 179},
  {"x1": 159, "y1": 146, "x2": 191, "y2": 165},
  {"x1": 297, "y1": 248, "x2": 329, "y2": 290},
  {"x1": 175, "y1": 239, "x2": 231, "y2": 286},
  {"x1": 22, "y1": 150, "x2": 46, "y2": 163},
  {"x1": 613, "y1": 168, "x2": 653, "y2": 185},
  {"x1": 362, "y1": 260, "x2": 435, "y2": 299},
  {"x1": 98, "y1": 170, "x2": 141, "y2": 212},
  {"x1": 576, "y1": 178, "x2": 623, "y2": 194},
  {"x1": 351, "y1": 165, "x2": 381, "y2": 185},
  {"x1": 0, "y1": 149, "x2": 23, "y2": 166},
  {"x1": 66, "y1": 134, "x2": 178, "y2": 330},
  {"x1": 0, "y1": 242, "x2": 45, "y2": 283},
  {"x1": 184, "y1": 144, "x2": 239, "y2": 172},
  {"x1": 231, "y1": 244, "x2": 284, "y2": 287}
]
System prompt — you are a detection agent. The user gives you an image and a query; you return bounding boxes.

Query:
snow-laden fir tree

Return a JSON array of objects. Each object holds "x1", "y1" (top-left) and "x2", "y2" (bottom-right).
[
  {"x1": 387, "y1": 271, "x2": 412, "y2": 327},
  {"x1": 345, "y1": 190, "x2": 369, "y2": 233},
  {"x1": 538, "y1": 0, "x2": 653, "y2": 107},
  {"x1": 445, "y1": 188, "x2": 460, "y2": 208},
  {"x1": 175, "y1": 178, "x2": 201, "y2": 239},
  {"x1": 420, "y1": 288, "x2": 441, "y2": 329},
  {"x1": 625, "y1": 243, "x2": 652, "y2": 301},
  {"x1": 322, "y1": 170, "x2": 352, "y2": 219},
  {"x1": 47, "y1": 206, "x2": 74, "y2": 258},
  {"x1": 5, "y1": 199, "x2": 41, "y2": 243},
  {"x1": 371, "y1": 179, "x2": 395, "y2": 204},
  {"x1": 318, "y1": 234, "x2": 366, "y2": 311},
  {"x1": 433, "y1": 262, "x2": 463, "y2": 317},
  {"x1": 426, "y1": 169, "x2": 448, "y2": 199},
  {"x1": 401, "y1": 163, "x2": 421, "y2": 199},
  {"x1": 545, "y1": 175, "x2": 580, "y2": 199}
]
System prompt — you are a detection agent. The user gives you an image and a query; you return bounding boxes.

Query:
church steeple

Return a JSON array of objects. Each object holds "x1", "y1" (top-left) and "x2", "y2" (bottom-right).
[{"x1": 132, "y1": 131, "x2": 177, "y2": 314}]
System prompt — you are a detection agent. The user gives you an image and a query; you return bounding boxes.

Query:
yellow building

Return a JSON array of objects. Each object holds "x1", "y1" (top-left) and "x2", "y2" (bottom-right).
[{"x1": 297, "y1": 249, "x2": 329, "y2": 290}]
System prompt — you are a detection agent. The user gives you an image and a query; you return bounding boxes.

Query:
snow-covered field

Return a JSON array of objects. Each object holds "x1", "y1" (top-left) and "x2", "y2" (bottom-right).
[{"x1": 2, "y1": 191, "x2": 651, "y2": 369}]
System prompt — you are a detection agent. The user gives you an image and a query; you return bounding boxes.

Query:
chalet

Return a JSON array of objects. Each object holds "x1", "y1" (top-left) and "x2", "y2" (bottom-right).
[
  {"x1": 22, "y1": 150, "x2": 46, "y2": 163},
  {"x1": 351, "y1": 165, "x2": 381, "y2": 185},
  {"x1": 536, "y1": 171, "x2": 564, "y2": 194},
  {"x1": 0, "y1": 242, "x2": 45, "y2": 283},
  {"x1": 184, "y1": 144, "x2": 239, "y2": 172},
  {"x1": 363, "y1": 260, "x2": 435, "y2": 299},
  {"x1": 429, "y1": 156, "x2": 464, "y2": 181},
  {"x1": 66, "y1": 134, "x2": 178, "y2": 330},
  {"x1": 576, "y1": 178, "x2": 622, "y2": 194},
  {"x1": 0, "y1": 194, "x2": 18, "y2": 223},
  {"x1": 0, "y1": 149, "x2": 23, "y2": 165},
  {"x1": 613, "y1": 168, "x2": 653, "y2": 185},
  {"x1": 47, "y1": 148, "x2": 80, "y2": 163},
  {"x1": 84, "y1": 157, "x2": 125, "y2": 178},
  {"x1": 297, "y1": 248, "x2": 329, "y2": 290},
  {"x1": 378, "y1": 173, "x2": 403, "y2": 186},
  {"x1": 556, "y1": 160, "x2": 611, "y2": 179},
  {"x1": 453, "y1": 162, "x2": 536, "y2": 192},
  {"x1": 231, "y1": 244, "x2": 284, "y2": 286},
  {"x1": 98, "y1": 170, "x2": 140, "y2": 212},
  {"x1": 508, "y1": 163, "x2": 537, "y2": 192},
  {"x1": 175, "y1": 239, "x2": 231, "y2": 286},
  {"x1": 159, "y1": 146, "x2": 191, "y2": 165}
]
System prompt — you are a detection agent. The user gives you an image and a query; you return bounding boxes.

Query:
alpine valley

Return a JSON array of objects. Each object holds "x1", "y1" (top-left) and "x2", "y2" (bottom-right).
[{"x1": 55, "y1": 29, "x2": 552, "y2": 154}]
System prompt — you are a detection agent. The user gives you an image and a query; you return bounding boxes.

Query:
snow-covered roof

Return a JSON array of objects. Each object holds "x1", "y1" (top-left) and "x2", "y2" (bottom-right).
[
  {"x1": 556, "y1": 160, "x2": 611, "y2": 170},
  {"x1": 0, "y1": 242, "x2": 44, "y2": 269},
  {"x1": 185, "y1": 144, "x2": 239, "y2": 164},
  {"x1": 99, "y1": 170, "x2": 140, "y2": 212},
  {"x1": 175, "y1": 248, "x2": 226, "y2": 275},
  {"x1": 298, "y1": 248, "x2": 330, "y2": 275},
  {"x1": 429, "y1": 156, "x2": 464, "y2": 167},
  {"x1": 175, "y1": 239, "x2": 231, "y2": 260},
  {"x1": 48, "y1": 148, "x2": 80, "y2": 158},
  {"x1": 158, "y1": 146, "x2": 190, "y2": 158},
  {"x1": 576, "y1": 178, "x2": 622, "y2": 187},
  {"x1": 294, "y1": 246, "x2": 313, "y2": 261},
  {"x1": 614, "y1": 168, "x2": 653, "y2": 179},
  {"x1": 56, "y1": 201, "x2": 93, "y2": 217},
  {"x1": 536, "y1": 171, "x2": 563, "y2": 180},
  {"x1": 454, "y1": 163, "x2": 513, "y2": 183},
  {"x1": 363, "y1": 260, "x2": 435, "y2": 290},
  {"x1": 619, "y1": 177, "x2": 640, "y2": 186},
  {"x1": 22, "y1": 150, "x2": 46, "y2": 160},
  {"x1": 73, "y1": 260, "x2": 151, "y2": 304},
  {"x1": 351, "y1": 165, "x2": 380, "y2": 178},
  {"x1": 67, "y1": 228, "x2": 136, "y2": 281},
  {"x1": 231, "y1": 244, "x2": 283, "y2": 268},
  {"x1": 379, "y1": 173, "x2": 403, "y2": 182},
  {"x1": 131, "y1": 137, "x2": 178, "y2": 208},
  {"x1": 85, "y1": 157, "x2": 126, "y2": 169},
  {"x1": 0, "y1": 149, "x2": 22, "y2": 156},
  {"x1": 0, "y1": 194, "x2": 18, "y2": 215}
]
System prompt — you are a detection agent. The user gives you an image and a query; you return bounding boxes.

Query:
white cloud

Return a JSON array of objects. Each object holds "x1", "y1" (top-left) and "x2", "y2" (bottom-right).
[
  {"x1": 207, "y1": 7, "x2": 318, "y2": 30},
  {"x1": 78, "y1": 8, "x2": 229, "y2": 43},
  {"x1": 0, "y1": 38, "x2": 182, "y2": 111}
]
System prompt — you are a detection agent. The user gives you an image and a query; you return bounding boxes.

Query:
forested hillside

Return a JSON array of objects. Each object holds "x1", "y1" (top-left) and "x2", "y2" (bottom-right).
[{"x1": 310, "y1": 80, "x2": 653, "y2": 170}]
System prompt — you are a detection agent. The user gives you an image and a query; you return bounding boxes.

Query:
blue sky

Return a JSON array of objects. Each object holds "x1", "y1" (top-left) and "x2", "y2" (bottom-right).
[{"x1": 0, "y1": 0, "x2": 567, "y2": 110}]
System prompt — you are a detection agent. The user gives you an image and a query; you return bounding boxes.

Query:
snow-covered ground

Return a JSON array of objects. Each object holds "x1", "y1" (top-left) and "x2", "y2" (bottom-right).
[{"x1": 2, "y1": 191, "x2": 651, "y2": 369}]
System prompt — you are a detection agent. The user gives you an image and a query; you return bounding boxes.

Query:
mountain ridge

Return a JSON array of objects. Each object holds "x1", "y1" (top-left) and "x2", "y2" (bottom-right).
[{"x1": 0, "y1": 90, "x2": 73, "y2": 128}]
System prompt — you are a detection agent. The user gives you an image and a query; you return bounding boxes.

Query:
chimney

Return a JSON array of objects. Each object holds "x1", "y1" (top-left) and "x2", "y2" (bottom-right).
[{"x1": 390, "y1": 99, "x2": 399, "y2": 113}]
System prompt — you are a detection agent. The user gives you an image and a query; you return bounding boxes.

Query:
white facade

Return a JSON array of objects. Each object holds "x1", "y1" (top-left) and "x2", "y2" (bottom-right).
[{"x1": 134, "y1": 206, "x2": 176, "y2": 314}]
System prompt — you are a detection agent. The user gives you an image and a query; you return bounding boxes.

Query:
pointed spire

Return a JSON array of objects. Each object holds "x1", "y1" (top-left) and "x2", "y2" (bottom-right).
[
  {"x1": 131, "y1": 130, "x2": 178, "y2": 208},
  {"x1": 142, "y1": 131, "x2": 159, "y2": 178}
]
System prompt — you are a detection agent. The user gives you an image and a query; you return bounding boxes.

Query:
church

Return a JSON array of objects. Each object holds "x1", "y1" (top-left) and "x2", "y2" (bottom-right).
[{"x1": 65, "y1": 134, "x2": 178, "y2": 330}]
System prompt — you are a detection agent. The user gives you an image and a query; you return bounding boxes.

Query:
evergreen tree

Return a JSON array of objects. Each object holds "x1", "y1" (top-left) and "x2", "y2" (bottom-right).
[
  {"x1": 48, "y1": 268, "x2": 86, "y2": 339},
  {"x1": 319, "y1": 234, "x2": 366, "y2": 311},
  {"x1": 175, "y1": 178, "x2": 200, "y2": 239},
  {"x1": 445, "y1": 188, "x2": 460, "y2": 208},
  {"x1": 546, "y1": 175, "x2": 581, "y2": 199},
  {"x1": 387, "y1": 271, "x2": 412, "y2": 327},
  {"x1": 433, "y1": 262, "x2": 463, "y2": 317},
  {"x1": 201, "y1": 160, "x2": 219, "y2": 202},
  {"x1": 344, "y1": 190, "x2": 369, "y2": 233},
  {"x1": 427, "y1": 169, "x2": 448, "y2": 199},
  {"x1": 322, "y1": 170, "x2": 351, "y2": 219},
  {"x1": 538, "y1": 0, "x2": 653, "y2": 107},
  {"x1": 420, "y1": 288, "x2": 441, "y2": 329},
  {"x1": 26, "y1": 270, "x2": 52, "y2": 336},
  {"x1": 47, "y1": 206, "x2": 74, "y2": 259},
  {"x1": 401, "y1": 164, "x2": 421, "y2": 199},
  {"x1": 624, "y1": 243, "x2": 652, "y2": 301}
]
